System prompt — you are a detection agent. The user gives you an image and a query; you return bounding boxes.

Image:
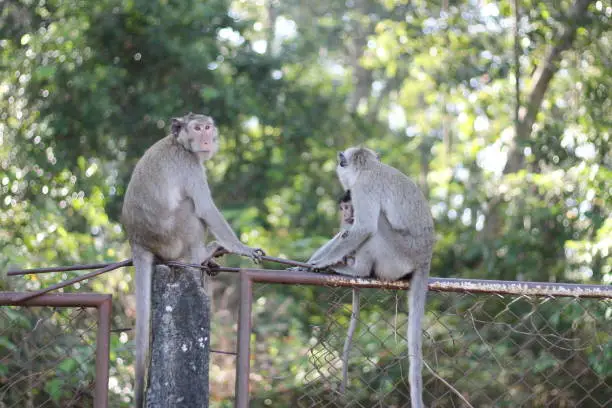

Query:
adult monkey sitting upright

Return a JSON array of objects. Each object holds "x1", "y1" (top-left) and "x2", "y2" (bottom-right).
[
  {"x1": 121, "y1": 112, "x2": 265, "y2": 408},
  {"x1": 308, "y1": 147, "x2": 434, "y2": 408}
]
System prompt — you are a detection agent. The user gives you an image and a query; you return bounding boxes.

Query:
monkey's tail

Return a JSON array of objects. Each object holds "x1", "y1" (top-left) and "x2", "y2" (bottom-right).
[
  {"x1": 340, "y1": 288, "x2": 360, "y2": 394},
  {"x1": 133, "y1": 245, "x2": 154, "y2": 408},
  {"x1": 407, "y1": 264, "x2": 429, "y2": 408}
]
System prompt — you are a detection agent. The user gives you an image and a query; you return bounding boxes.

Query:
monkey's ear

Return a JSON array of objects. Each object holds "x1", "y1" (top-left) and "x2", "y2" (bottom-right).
[
  {"x1": 338, "y1": 151, "x2": 348, "y2": 167},
  {"x1": 352, "y1": 149, "x2": 369, "y2": 167},
  {"x1": 375, "y1": 150, "x2": 382, "y2": 161},
  {"x1": 171, "y1": 117, "x2": 184, "y2": 137}
]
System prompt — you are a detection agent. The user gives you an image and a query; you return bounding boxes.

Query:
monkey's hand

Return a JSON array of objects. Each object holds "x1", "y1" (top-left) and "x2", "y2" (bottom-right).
[
  {"x1": 202, "y1": 259, "x2": 221, "y2": 276},
  {"x1": 234, "y1": 245, "x2": 266, "y2": 264}
]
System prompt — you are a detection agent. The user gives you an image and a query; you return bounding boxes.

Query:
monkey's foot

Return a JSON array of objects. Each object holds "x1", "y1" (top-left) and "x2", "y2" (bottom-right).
[
  {"x1": 286, "y1": 266, "x2": 310, "y2": 272},
  {"x1": 212, "y1": 247, "x2": 229, "y2": 258},
  {"x1": 202, "y1": 259, "x2": 221, "y2": 276},
  {"x1": 310, "y1": 265, "x2": 335, "y2": 273}
]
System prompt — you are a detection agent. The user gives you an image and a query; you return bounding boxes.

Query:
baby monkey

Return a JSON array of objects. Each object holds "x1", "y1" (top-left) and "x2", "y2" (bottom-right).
[
  {"x1": 307, "y1": 190, "x2": 357, "y2": 269},
  {"x1": 306, "y1": 190, "x2": 361, "y2": 392},
  {"x1": 339, "y1": 190, "x2": 354, "y2": 225},
  {"x1": 337, "y1": 191, "x2": 360, "y2": 393},
  {"x1": 338, "y1": 190, "x2": 356, "y2": 267}
]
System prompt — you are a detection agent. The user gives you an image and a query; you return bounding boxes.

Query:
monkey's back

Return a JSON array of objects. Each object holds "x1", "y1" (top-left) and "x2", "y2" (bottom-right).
[
  {"x1": 121, "y1": 135, "x2": 202, "y2": 247},
  {"x1": 375, "y1": 163, "x2": 434, "y2": 244}
]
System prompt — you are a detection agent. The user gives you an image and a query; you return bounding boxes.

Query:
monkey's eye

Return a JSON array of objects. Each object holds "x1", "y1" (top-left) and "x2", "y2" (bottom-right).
[
  {"x1": 194, "y1": 125, "x2": 201, "y2": 131},
  {"x1": 205, "y1": 125, "x2": 211, "y2": 130},
  {"x1": 338, "y1": 152, "x2": 348, "y2": 167}
]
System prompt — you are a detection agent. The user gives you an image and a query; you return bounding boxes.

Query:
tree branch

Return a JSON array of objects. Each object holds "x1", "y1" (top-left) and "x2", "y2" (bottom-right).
[
  {"x1": 483, "y1": 0, "x2": 594, "y2": 239},
  {"x1": 513, "y1": 0, "x2": 521, "y2": 141},
  {"x1": 503, "y1": 0, "x2": 593, "y2": 174}
]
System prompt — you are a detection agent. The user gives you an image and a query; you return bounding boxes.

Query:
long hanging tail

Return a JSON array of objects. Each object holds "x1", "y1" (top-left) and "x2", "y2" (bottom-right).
[
  {"x1": 341, "y1": 288, "x2": 360, "y2": 394},
  {"x1": 407, "y1": 265, "x2": 429, "y2": 408},
  {"x1": 133, "y1": 246, "x2": 154, "y2": 408}
]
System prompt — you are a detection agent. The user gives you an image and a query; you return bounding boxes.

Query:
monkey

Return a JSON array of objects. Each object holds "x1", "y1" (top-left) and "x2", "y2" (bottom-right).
[
  {"x1": 307, "y1": 190, "x2": 355, "y2": 268},
  {"x1": 335, "y1": 190, "x2": 360, "y2": 394},
  {"x1": 338, "y1": 190, "x2": 354, "y2": 225},
  {"x1": 307, "y1": 147, "x2": 434, "y2": 408},
  {"x1": 121, "y1": 112, "x2": 265, "y2": 408},
  {"x1": 310, "y1": 189, "x2": 391, "y2": 393}
]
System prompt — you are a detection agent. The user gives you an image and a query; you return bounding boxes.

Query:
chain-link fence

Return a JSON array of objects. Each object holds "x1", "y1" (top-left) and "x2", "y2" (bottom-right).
[
  {"x1": 238, "y1": 272, "x2": 612, "y2": 408},
  {"x1": 0, "y1": 293, "x2": 111, "y2": 408},
  {"x1": 2, "y1": 270, "x2": 610, "y2": 408}
]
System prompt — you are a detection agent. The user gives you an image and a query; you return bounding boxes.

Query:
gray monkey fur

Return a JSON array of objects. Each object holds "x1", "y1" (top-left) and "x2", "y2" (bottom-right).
[
  {"x1": 327, "y1": 190, "x2": 361, "y2": 394},
  {"x1": 121, "y1": 113, "x2": 264, "y2": 408},
  {"x1": 308, "y1": 147, "x2": 434, "y2": 408}
]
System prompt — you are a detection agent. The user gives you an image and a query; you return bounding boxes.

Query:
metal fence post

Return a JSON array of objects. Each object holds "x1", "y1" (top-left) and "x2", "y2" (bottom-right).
[
  {"x1": 235, "y1": 271, "x2": 253, "y2": 408},
  {"x1": 95, "y1": 295, "x2": 112, "y2": 408},
  {"x1": 0, "y1": 293, "x2": 113, "y2": 408}
]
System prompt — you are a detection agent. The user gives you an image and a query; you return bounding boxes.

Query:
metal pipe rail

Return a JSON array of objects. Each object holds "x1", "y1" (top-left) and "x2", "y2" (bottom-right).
[
  {"x1": 230, "y1": 268, "x2": 612, "y2": 408},
  {"x1": 0, "y1": 293, "x2": 112, "y2": 408}
]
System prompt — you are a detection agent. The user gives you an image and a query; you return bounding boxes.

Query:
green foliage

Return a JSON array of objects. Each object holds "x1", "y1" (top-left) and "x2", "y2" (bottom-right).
[{"x1": 1, "y1": 0, "x2": 610, "y2": 405}]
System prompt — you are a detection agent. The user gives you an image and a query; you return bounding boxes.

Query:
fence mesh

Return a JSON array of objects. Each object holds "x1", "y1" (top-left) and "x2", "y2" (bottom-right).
[
  {"x1": 249, "y1": 284, "x2": 612, "y2": 408},
  {"x1": 0, "y1": 305, "x2": 99, "y2": 408}
]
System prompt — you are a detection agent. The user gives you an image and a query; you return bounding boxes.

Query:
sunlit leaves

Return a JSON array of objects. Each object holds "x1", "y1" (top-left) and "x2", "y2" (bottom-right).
[{"x1": 1, "y1": 0, "x2": 610, "y2": 405}]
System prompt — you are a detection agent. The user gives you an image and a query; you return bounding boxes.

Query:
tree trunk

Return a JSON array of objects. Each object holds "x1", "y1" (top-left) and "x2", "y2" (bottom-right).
[
  {"x1": 483, "y1": 0, "x2": 594, "y2": 239},
  {"x1": 417, "y1": 93, "x2": 431, "y2": 200},
  {"x1": 146, "y1": 265, "x2": 210, "y2": 407},
  {"x1": 265, "y1": 0, "x2": 277, "y2": 57},
  {"x1": 505, "y1": 0, "x2": 593, "y2": 174}
]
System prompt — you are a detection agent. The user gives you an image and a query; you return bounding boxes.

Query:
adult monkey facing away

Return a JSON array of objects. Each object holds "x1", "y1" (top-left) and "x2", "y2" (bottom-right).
[
  {"x1": 308, "y1": 147, "x2": 434, "y2": 408},
  {"x1": 310, "y1": 189, "x2": 411, "y2": 394},
  {"x1": 121, "y1": 112, "x2": 265, "y2": 408}
]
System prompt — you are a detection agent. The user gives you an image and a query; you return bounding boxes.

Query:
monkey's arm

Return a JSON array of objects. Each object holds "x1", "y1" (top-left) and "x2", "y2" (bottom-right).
[
  {"x1": 188, "y1": 179, "x2": 260, "y2": 257},
  {"x1": 307, "y1": 231, "x2": 343, "y2": 264},
  {"x1": 310, "y1": 188, "x2": 380, "y2": 268}
]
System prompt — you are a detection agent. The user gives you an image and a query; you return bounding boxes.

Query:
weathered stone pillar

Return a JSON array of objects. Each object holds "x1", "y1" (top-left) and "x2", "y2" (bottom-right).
[{"x1": 146, "y1": 265, "x2": 210, "y2": 407}]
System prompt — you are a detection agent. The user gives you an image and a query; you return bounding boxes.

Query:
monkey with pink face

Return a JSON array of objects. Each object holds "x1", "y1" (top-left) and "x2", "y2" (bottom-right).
[{"x1": 122, "y1": 112, "x2": 264, "y2": 408}]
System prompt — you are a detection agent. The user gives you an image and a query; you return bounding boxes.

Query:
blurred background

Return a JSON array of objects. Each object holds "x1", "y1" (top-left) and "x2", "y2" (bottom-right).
[{"x1": 1, "y1": 0, "x2": 610, "y2": 406}]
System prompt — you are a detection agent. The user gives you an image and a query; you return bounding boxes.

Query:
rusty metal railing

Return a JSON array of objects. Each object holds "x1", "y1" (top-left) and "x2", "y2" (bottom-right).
[
  {"x1": 0, "y1": 293, "x2": 112, "y2": 408},
  {"x1": 6, "y1": 261, "x2": 611, "y2": 407},
  {"x1": 231, "y1": 268, "x2": 612, "y2": 408}
]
